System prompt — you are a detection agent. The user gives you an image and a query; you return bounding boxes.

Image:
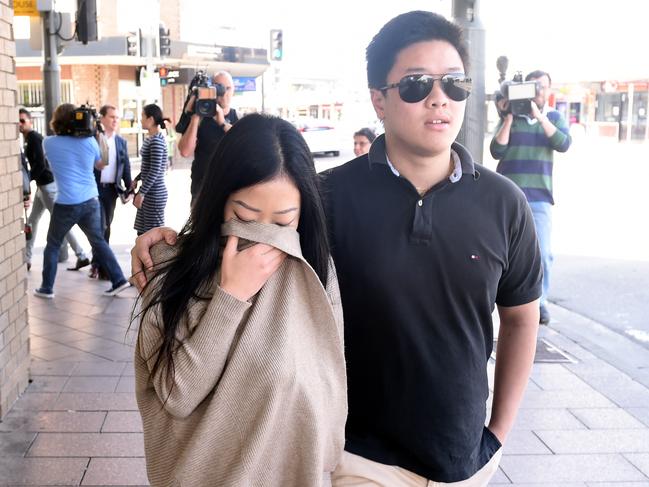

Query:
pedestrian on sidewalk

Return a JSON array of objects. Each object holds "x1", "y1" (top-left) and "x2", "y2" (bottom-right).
[
  {"x1": 133, "y1": 113, "x2": 346, "y2": 486},
  {"x1": 490, "y1": 70, "x2": 572, "y2": 324},
  {"x1": 89, "y1": 104, "x2": 133, "y2": 280},
  {"x1": 132, "y1": 11, "x2": 542, "y2": 487},
  {"x1": 19, "y1": 108, "x2": 90, "y2": 272},
  {"x1": 133, "y1": 104, "x2": 168, "y2": 236},
  {"x1": 34, "y1": 103, "x2": 130, "y2": 299},
  {"x1": 352, "y1": 127, "x2": 376, "y2": 156}
]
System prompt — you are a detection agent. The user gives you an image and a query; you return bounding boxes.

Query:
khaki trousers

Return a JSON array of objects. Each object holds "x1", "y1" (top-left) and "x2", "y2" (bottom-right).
[{"x1": 332, "y1": 449, "x2": 503, "y2": 487}]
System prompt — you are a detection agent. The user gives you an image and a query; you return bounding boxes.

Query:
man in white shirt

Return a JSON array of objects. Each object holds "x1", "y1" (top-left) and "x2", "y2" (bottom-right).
[{"x1": 88, "y1": 104, "x2": 133, "y2": 278}]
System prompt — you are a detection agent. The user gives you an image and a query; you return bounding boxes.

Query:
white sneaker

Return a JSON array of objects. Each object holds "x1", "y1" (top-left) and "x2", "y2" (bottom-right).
[
  {"x1": 103, "y1": 280, "x2": 131, "y2": 296},
  {"x1": 34, "y1": 288, "x2": 54, "y2": 299}
]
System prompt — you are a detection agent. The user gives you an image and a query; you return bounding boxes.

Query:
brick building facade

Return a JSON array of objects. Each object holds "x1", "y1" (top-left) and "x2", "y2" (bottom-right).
[{"x1": 0, "y1": 0, "x2": 30, "y2": 419}]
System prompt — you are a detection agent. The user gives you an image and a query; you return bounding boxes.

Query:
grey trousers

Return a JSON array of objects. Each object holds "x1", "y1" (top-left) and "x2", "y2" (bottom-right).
[{"x1": 26, "y1": 181, "x2": 87, "y2": 263}]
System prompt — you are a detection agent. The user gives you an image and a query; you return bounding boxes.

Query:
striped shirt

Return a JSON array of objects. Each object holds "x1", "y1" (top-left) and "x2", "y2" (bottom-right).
[{"x1": 490, "y1": 110, "x2": 571, "y2": 204}]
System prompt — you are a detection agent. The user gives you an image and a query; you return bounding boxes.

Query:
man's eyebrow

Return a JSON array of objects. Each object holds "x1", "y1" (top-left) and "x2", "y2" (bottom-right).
[
  {"x1": 234, "y1": 200, "x2": 298, "y2": 215},
  {"x1": 404, "y1": 67, "x2": 464, "y2": 74}
]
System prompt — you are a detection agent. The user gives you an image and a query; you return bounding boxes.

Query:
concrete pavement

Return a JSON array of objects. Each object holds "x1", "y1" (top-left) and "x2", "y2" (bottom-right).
[{"x1": 0, "y1": 252, "x2": 647, "y2": 485}]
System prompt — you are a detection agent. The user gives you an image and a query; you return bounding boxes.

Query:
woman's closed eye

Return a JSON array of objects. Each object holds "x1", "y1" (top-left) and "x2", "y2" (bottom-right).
[{"x1": 233, "y1": 211, "x2": 296, "y2": 227}]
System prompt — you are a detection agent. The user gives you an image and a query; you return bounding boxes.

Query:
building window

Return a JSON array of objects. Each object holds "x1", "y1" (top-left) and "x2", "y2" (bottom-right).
[{"x1": 18, "y1": 80, "x2": 74, "y2": 107}]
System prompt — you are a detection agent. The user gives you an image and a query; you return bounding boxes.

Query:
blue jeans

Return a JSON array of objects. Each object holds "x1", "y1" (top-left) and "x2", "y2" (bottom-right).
[
  {"x1": 529, "y1": 201, "x2": 553, "y2": 306},
  {"x1": 40, "y1": 198, "x2": 126, "y2": 293}
]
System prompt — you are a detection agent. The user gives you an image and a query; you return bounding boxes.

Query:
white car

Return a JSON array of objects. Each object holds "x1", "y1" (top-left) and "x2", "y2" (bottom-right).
[{"x1": 291, "y1": 118, "x2": 341, "y2": 156}]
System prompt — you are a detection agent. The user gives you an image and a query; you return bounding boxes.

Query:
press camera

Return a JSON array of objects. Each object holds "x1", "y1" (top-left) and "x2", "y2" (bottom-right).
[
  {"x1": 496, "y1": 72, "x2": 541, "y2": 117},
  {"x1": 175, "y1": 70, "x2": 227, "y2": 132},
  {"x1": 62, "y1": 105, "x2": 102, "y2": 137}
]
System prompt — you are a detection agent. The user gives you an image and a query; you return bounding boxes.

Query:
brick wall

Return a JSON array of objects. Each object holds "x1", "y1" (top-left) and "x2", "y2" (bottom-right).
[
  {"x1": 0, "y1": 0, "x2": 30, "y2": 419},
  {"x1": 71, "y1": 65, "x2": 119, "y2": 108}
]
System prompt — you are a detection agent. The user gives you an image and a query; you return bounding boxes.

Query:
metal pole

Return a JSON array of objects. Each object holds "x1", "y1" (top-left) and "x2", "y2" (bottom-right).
[
  {"x1": 453, "y1": 0, "x2": 486, "y2": 162},
  {"x1": 41, "y1": 11, "x2": 61, "y2": 136}
]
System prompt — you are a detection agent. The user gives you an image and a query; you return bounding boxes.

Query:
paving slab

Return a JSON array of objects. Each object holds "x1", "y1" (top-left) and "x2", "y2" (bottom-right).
[
  {"x1": 0, "y1": 456, "x2": 88, "y2": 485},
  {"x1": 623, "y1": 454, "x2": 649, "y2": 478},
  {"x1": 0, "y1": 411, "x2": 106, "y2": 433},
  {"x1": 63, "y1": 377, "x2": 120, "y2": 393},
  {"x1": 499, "y1": 454, "x2": 647, "y2": 482},
  {"x1": 570, "y1": 408, "x2": 647, "y2": 429},
  {"x1": 536, "y1": 429, "x2": 649, "y2": 454},
  {"x1": 27, "y1": 432, "x2": 144, "y2": 457},
  {"x1": 52, "y1": 393, "x2": 138, "y2": 411},
  {"x1": 101, "y1": 412, "x2": 143, "y2": 433},
  {"x1": 81, "y1": 457, "x2": 148, "y2": 486},
  {"x1": 512, "y1": 408, "x2": 587, "y2": 430},
  {"x1": 0, "y1": 431, "x2": 37, "y2": 457},
  {"x1": 502, "y1": 430, "x2": 553, "y2": 455},
  {"x1": 519, "y1": 389, "x2": 617, "y2": 409}
]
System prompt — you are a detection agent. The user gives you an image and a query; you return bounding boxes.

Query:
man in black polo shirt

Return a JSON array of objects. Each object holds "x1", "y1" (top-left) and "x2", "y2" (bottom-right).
[
  {"x1": 177, "y1": 70, "x2": 239, "y2": 200},
  {"x1": 130, "y1": 11, "x2": 541, "y2": 486},
  {"x1": 323, "y1": 12, "x2": 541, "y2": 485}
]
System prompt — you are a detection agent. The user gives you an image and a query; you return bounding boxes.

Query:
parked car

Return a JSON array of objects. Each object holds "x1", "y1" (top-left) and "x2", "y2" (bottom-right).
[{"x1": 290, "y1": 118, "x2": 341, "y2": 156}]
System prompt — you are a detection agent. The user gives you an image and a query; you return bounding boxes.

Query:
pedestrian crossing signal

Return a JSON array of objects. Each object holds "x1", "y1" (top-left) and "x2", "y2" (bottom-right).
[{"x1": 270, "y1": 29, "x2": 283, "y2": 61}]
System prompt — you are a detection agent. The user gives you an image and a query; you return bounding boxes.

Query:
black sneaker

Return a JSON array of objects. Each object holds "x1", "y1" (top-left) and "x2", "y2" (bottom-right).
[
  {"x1": 104, "y1": 280, "x2": 131, "y2": 296},
  {"x1": 540, "y1": 305, "x2": 551, "y2": 325},
  {"x1": 67, "y1": 257, "x2": 91, "y2": 271}
]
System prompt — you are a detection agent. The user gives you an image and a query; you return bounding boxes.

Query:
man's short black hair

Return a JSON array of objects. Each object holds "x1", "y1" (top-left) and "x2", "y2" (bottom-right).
[
  {"x1": 525, "y1": 70, "x2": 552, "y2": 85},
  {"x1": 19, "y1": 108, "x2": 31, "y2": 119},
  {"x1": 366, "y1": 11, "x2": 469, "y2": 90}
]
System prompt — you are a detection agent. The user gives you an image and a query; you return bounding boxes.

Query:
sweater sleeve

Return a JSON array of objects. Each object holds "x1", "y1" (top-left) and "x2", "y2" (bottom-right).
[
  {"x1": 138, "y1": 275, "x2": 251, "y2": 419},
  {"x1": 489, "y1": 119, "x2": 508, "y2": 160},
  {"x1": 547, "y1": 111, "x2": 572, "y2": 153},
  {"x1": 139, "y1": 136, "x2": 166, "y2": 195}
]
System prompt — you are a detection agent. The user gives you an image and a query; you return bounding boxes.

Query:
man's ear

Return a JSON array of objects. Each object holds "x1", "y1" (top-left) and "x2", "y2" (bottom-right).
[{"x1": 370, "y1": 89, "x2": 386, "y2": 121}]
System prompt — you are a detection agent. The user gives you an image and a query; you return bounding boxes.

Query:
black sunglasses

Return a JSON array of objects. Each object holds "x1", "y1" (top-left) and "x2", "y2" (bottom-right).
[
  {"x1": 379, "y1": 73, "x2": 472, "y2": 103},
  {"x1": 19, "y1": 119, "x2": 27, "y2": 124}
]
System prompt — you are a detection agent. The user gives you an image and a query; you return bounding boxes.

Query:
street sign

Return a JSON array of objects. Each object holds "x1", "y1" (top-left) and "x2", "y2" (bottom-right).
[
  {"x1": 15, "y1": 0, "x2": 39, "y2": 16},
  {"x1": 233, "y1": 77, "x2": 257, "y2": 92}
]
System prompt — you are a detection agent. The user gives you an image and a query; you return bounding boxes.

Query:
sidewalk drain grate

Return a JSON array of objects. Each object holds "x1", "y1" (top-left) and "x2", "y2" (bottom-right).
[{"x1": 492, "y1": 338, "x2": 576, "y2": 363}]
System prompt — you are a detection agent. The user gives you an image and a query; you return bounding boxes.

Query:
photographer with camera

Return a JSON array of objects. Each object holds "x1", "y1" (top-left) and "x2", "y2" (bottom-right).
[
  {"x1": 20, "y1": 108, "x2": 90, "y2": 272},
  {"x1": 33, "y1": 103, "x2": 130, "y2": 299},
  {"x1": 176, "y1": 70, "x2": 239, "y2": 200},
  {"x1": 490, "y1": 70, "x2": 572, "y2": 325}
]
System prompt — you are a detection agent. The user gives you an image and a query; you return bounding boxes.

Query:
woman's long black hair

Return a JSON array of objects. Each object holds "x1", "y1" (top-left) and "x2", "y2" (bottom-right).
[{"x1": 138, "y1": 113, "x2": 330, "y2": 386}]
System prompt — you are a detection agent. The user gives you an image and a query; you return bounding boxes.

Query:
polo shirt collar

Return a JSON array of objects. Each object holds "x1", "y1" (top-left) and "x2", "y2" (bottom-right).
[{"x1": 368, "y1": 133, "x2": 476, "y2": 181}]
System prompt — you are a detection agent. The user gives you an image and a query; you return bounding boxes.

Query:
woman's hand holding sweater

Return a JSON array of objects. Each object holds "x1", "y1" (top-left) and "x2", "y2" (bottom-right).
[{"x1": 220, "y1": 235, "x2": 287, "y2": 302}]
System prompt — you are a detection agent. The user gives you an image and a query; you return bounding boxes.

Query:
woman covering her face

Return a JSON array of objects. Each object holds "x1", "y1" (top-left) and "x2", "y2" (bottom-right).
[{"x1": 134, "y1": 114, "x2": 347, "y2": 487}]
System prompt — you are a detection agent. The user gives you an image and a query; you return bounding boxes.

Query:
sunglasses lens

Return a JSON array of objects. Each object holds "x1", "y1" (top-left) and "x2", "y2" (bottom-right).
[
  {"x1": 442, "y1": 75, "x2": 472, "y2": 101},
  {"x1": 399, "y1": 76, "x2": 433, "y2": 103}
]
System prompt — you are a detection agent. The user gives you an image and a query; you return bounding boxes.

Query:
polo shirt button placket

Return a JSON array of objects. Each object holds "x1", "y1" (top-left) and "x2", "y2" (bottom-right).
[{"x1": 418, "y1": 199, "x2": 423, "y2": 207}]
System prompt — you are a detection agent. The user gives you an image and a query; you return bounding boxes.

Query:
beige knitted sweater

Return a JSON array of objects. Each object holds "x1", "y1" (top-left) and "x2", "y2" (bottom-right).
[{"x1": 135, "y1": 220, "x2": 347, "y2": 487}]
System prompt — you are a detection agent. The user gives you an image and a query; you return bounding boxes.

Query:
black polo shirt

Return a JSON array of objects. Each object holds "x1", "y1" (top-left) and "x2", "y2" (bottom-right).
[
  {"x1": 322, "y1": 135, "x2": 541, "y2": 482},
  {"x1": 184, "y1": 108, "x2": 239, "y2": 198}
]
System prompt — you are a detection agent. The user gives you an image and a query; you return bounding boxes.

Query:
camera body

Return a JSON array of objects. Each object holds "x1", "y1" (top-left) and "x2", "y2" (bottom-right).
[
  {"x1": 497, "y1": 72, "x2": 541, "y2": 117},
  {"x1": 62, "y1": 105, "x2": 102, "y2": 137},
  {"x1": 190, "y1": 71, "x2": 226, "y2": 118}
]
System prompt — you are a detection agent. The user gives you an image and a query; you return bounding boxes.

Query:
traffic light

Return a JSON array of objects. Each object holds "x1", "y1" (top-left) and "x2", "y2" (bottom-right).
[
  {"x1": 270, "y1": 29, "x2": 283, "y2": 61},
  {"x1": 76, "y1": 0, "x2": 98, "y2": 44},
  {"x1": 126, "y1": 32, "x2": 139, "y2": 56},
  {"x1": 158, "y1": 66, "x2": 168, "y2": 87},
  {"x1": 159, "y1": 25, "x2": 171, "y2": 58}
]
